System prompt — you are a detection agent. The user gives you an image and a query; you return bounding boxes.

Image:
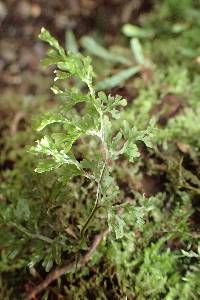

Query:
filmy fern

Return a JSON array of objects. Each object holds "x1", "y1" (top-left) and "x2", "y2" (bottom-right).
[{"x1": 32, "y1": 28, "x2": 155, "y2": 239}]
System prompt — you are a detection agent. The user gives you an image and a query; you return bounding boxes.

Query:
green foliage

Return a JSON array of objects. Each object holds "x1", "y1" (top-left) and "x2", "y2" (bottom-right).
[
  {"x1": 32, "y1": 28, "x2": 156, "y2": 240},
  {"x1": 80, "y1": 35, "x2": 130, "y2": 65},
  {"x1": 95, "y1": 66, "x2": 140, "y2": 91},
  {"x1": 1, "y1": 1, "x2": 200, "y2": 299}
]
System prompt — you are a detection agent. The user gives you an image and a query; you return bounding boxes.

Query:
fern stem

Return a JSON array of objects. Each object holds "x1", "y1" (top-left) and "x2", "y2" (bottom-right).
[
  {"x1": 80, "y1": 161, "x2": 106, "y2": 237},
  {"x1": 80, "y1": 110, "x2": 108, "y2": 236}
]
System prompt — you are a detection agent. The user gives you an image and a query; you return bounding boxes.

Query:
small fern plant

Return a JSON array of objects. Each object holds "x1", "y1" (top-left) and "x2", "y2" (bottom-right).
[{"x1": 32, "y1": 28, "x2": 155, "y2": 239}]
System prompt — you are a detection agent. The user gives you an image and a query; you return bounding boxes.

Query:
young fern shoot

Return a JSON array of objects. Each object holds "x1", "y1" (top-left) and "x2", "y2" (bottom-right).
[{"x1": 32, "y1": 28, "x2": 156, "y2": 239}]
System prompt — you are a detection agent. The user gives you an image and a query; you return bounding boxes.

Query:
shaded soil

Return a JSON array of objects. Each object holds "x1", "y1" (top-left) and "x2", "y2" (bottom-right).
[{"x1": 0, "y1": 0, "x2": 153, "y2": 95}]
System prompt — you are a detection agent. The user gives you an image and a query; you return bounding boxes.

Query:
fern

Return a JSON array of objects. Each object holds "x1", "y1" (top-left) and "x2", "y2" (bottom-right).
[{"x1": 31, "y1": 28, "x2": 156, "y2": 240}]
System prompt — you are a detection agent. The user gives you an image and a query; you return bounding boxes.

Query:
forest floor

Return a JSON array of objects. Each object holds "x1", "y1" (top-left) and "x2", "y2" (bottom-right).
[{"x1": 1, "y1": 1, "x2": 200, "y2": 299}]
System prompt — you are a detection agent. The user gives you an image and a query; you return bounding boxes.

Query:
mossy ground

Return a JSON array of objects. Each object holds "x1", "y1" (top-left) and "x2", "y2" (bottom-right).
[{"x1": 1, "y1": 1, "x2": 200, "y2": 299}]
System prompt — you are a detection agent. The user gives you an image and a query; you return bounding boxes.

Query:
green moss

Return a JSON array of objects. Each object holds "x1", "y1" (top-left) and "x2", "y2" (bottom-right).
[{"x1": 1, "y1": 1, "x2": 200, "y2": 299}]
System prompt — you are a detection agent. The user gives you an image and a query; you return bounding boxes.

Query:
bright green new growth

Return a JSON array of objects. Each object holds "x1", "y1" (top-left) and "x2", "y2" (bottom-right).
[{"x1": 32, "y1": 28, "x2": 156, "y2": 239}]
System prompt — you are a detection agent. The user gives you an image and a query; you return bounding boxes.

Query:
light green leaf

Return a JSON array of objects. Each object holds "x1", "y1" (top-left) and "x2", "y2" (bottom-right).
[
  {"x1": 110, "y1": 108, "x2": 121, "y2": 119},
  {"x1": 108, "y1": 211, "x2": 126, "y2": 239},
  {"x1": 51, "y1": 133, "x2": 67, "y2": 146},
  {"x1": 97, "y1": 92, "x2": 127, "y2": 117},
  {"x1": 130, "y1": 38, "x2": 145, "y2": 65},
  {"x1": 39, "y1": 28, "x2": 66, "y2": 58},
  {"x1": 40, "y1": 28, "x2": 95, "y2": 92},
  {"x1": 15, "y1": 198, "x2": 30, "y2": 221},
  {"x1": 41, "y1": 56, "x2": 62, "y2": 66},
  {"x1": 54, "y1": 70, "x2": 71, "y2": 81},
  {"x1": 135, "y1": 119, "x2": 156, "y2": 148},
  {"x1": 109, "y1": 132, "x2": 126, "y2": 159},
  {"x1": 58, "y1": 164, "x2": 83, "y2": 181},
  {"x1": 181, "y1": 249, "x2": 200, "y2": 258},
  {"x1": 36, "y1": 113, "x2": 67, "y2": 131},
  {"x1": 124, "y1": 142, "x2": 140, "y2": 162},
  {"x1": 34, "y1": 160, "x2": 58, "y2": 173},
  {"x1": 80, "y1": 36, "x2": 130, "y2": 65},
  {"x1": 42, "y1": 257, "x2": 54, "y2": 272},
  {"x1": 34, "y1": 136, "x2": 55, "y2": 154},
  {"x1": 101, "y1": 169, "x2": 119, "y2": 204},
  {"x1": 171, "y1": 23, "x2": 189, "y2": 34},
  {"x1": 95, "y1": 66, "x2": 140, "y2": 91},
  {"x1": 59, "y1": 130, "x2": 82, "y2": 152},
  {"x1": 65, "y1": 30, "x2": 78, "y2": 54},
  {"x1": 122, "y1": 24, "x2": 153, "y2": 38},
  {"x1": 33, "y1": 136, "x2": 81, "y2": 171}
]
